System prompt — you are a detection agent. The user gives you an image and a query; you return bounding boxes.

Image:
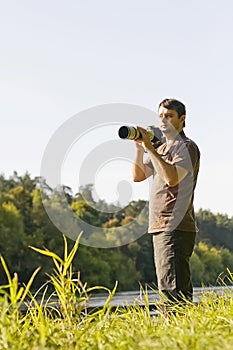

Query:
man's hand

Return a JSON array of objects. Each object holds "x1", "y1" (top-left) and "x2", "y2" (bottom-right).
[
  {"x1": 134, "y1": 139, "x2": 144, "y2": 152},
  {"x1": 136, "y1": 126, "x2": 154, "y2": 151}
]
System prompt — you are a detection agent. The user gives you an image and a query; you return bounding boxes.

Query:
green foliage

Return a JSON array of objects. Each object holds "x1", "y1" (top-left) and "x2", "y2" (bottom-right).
[
  {"x1": 0, "y1": 173, "x2": 233, "y2": 290},
  {"x1": 0, "y1": 231, "x2": 119, "y2": 349},
  {"x1": 0, "y1": 255, "x2": 40, "y2": 309},
  {"x1": 191, "y1": 242, "x2": 233, "y2": 286},
  {"x1": 29, "y1": 233, "x2": 114, "y2": 322},
  {"x1": 196, "y1": 209, "x2": 233, "y2": 250},
  {"x1": 0, "y1": 201, "x2": 26, "y2": 276},
  {"x1": 0, "y1": 233, "x2": 233, "y2": 349},
  {"x1": 71, "y1": 200, "x2": 101, "y2": 226}
]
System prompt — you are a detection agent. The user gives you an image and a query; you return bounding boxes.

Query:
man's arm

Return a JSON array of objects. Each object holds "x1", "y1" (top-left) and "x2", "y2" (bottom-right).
[
  {"x1": 137, "y1": 126, "x2": 188, "y2": 187},
  {"x1": 132, "y1": 141, "x2": 154, "y2": 182}
]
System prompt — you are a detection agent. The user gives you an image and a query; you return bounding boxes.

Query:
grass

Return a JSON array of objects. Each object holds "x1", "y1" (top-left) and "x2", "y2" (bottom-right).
[{"x1": 0, "y1": 234, "x2": 233, "y2": 349}]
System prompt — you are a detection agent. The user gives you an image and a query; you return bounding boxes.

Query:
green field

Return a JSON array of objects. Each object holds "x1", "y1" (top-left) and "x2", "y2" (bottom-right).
[{"x1": 1, "y1": 235, "x2": 233, "y2": 350}]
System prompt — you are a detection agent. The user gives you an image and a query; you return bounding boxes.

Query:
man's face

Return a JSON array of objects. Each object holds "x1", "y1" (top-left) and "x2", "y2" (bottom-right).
[{"x1": 158, "y1": 106, "x2": 185, "y2": 135}]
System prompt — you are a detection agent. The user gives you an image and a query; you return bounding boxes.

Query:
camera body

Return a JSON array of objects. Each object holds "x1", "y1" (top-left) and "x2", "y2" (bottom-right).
[{"x1": 118, "y1": 125, "x2": 164, "y2": 148}]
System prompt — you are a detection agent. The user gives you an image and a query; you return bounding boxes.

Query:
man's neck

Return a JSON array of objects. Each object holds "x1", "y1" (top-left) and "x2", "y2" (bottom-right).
[{"x1": 165, "y1": 129, "x2": 185, "y2": 144}]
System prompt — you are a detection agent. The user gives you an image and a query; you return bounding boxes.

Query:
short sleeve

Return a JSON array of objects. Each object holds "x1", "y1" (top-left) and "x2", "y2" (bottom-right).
[{"x1": 172, "y1": 141, "x2": 200, "y2": 172}]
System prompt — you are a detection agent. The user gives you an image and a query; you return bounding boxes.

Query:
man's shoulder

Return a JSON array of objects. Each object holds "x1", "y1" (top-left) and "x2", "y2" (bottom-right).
[{"x1": 180, "y1": 133, "x2": 200, "y2": 156}]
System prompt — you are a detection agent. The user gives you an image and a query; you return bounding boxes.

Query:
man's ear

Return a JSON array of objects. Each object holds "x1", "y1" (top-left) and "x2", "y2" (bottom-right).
[{"x1": 180, "y1": 114, "x2": 186, "y2": 124}]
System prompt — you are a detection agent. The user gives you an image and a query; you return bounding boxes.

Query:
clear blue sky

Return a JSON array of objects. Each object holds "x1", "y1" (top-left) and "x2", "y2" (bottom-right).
[{"x1": 1, "y1": 0, "x2": 233, "y2": 216}]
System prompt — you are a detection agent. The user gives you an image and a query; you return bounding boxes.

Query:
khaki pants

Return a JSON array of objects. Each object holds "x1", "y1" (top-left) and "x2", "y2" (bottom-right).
[{"x1": 152, "y1": 230, "x2": 196, "y2": 303}]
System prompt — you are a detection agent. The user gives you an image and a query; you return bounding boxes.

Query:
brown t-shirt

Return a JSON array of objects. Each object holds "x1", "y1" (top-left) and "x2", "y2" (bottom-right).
[{"x1": 145, "y1": 131, "x2": 200, "y2": 233}]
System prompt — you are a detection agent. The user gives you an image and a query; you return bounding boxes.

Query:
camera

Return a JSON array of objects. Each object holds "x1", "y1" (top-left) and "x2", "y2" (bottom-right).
[{"x1": 118, "y1": 125, "x2": 164, "y2": 148}]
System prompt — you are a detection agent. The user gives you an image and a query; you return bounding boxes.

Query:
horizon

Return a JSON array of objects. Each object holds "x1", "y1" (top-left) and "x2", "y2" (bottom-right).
[{"x1": 1, "y1": 169, "x2": 232, "y2": 219}]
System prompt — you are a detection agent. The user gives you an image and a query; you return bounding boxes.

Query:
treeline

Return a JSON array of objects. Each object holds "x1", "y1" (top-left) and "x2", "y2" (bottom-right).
[{"x1": 0, "y1": 172, "x2": 233, "y2": 291}]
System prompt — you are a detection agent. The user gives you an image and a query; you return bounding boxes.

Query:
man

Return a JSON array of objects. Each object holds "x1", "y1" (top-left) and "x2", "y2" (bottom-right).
[{"x1": 133, "y1": 98, "x2": 200, "y2": 305}]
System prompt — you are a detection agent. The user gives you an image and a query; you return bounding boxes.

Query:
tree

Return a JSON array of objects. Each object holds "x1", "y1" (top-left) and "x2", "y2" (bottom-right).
[
  {"x1": 0, "y1": 202, "x2": 26, "y2": 281},
  {"x1": 196, "y1": 209, "x2": 233, "y2": 251},
  {"x1": 192, "y1": 242, "x2": 233, "y2": 285}
]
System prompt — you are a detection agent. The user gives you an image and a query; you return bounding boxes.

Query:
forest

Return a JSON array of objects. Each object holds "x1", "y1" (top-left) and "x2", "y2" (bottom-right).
[{"x1": 0, "y1": 171, "x2": 233, "y2": 291}]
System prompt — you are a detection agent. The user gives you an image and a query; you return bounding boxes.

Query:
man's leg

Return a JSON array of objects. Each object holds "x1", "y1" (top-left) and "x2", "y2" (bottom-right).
[
  {"x1": 174, "y1": 230, "x2": 196, "y2": 301},
  {"x1": 152, "y1": 230, "x2": 196, "y2": 303}
]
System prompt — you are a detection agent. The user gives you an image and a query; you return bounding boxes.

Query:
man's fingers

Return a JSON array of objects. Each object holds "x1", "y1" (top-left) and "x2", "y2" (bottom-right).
[{"x1": 137, "y1": 126, "x2": 149, "y2": 140}]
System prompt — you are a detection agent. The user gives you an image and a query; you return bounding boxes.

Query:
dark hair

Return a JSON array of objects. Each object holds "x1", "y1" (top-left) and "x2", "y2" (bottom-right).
[{"x1": 158, "y1": 98, "x2": 186, "y2": 127}]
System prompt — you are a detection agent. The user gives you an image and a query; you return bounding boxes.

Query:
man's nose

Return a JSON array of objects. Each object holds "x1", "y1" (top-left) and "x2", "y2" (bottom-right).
[{"x1": 161, "y1": 115, "x2": 167, "y2": 123}]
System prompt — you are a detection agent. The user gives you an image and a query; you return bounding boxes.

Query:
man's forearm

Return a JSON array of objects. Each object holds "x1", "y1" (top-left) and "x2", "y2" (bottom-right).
[
  {"x1": 133, "y1": 149, "x2": 147, "y2": 182},
  {"x1": 133, "y1": 150, "x2": 146, "y2": 181},
  {"x1": 135, "y1": 126, "x2": 188, "y2": 187},
  {"x1": 146, "y1": 146, "x2": 185, "y2": 187}
]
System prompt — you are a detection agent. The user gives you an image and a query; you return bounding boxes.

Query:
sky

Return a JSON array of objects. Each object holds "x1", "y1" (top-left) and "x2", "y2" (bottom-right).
[{"x1": 1, "y1": 0, "x2": 233, "y2": 217}]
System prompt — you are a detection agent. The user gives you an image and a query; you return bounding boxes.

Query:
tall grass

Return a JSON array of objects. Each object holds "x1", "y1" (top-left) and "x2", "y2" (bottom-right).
[{"x1": 0, "y1": 233, "x2": 233, "y2": 349}]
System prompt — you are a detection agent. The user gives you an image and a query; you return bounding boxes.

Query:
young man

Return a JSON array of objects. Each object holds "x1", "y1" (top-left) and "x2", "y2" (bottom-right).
[{"x1": 133, "y1": 98, "x2": 200, "y2": 305}]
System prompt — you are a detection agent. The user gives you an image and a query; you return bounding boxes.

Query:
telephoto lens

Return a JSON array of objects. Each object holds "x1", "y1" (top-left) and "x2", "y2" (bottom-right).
[
  {"x1": 118, "y1": 125, "x2": 164, "y2": 149},
  {"x1": 118, "y1": 126, "x2": 141, "y2": 140}
]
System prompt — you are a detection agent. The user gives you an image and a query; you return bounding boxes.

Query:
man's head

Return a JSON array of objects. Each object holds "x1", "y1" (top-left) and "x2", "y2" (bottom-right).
[{"x1": 158, "y1": 98, "x2": 186, "y2": 136}]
